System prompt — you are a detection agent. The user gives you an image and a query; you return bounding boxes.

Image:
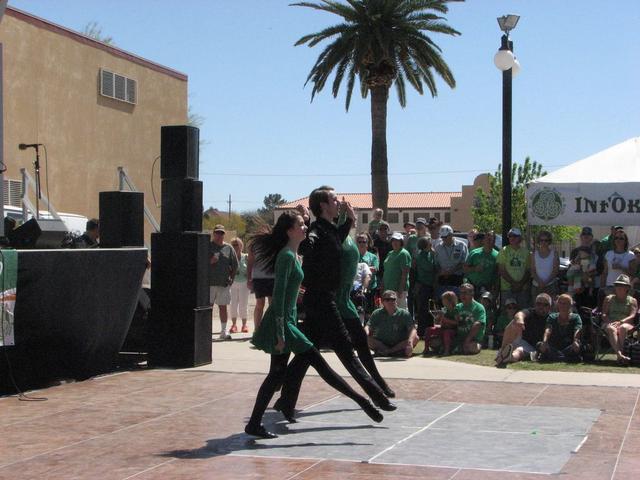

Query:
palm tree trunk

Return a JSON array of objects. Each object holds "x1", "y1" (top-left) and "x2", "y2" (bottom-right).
[{"x1": 370, "y1": 85, "x2": 389, "y2": 215}]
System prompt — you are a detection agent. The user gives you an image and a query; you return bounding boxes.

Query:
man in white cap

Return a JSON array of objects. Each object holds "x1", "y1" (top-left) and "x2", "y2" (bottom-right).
[
  {"x1": 434, "y1": 224, "x2": 468, "y2": 299},
  {"x1": 496, "y1": 227, "x2": 530, "y2": 309}
]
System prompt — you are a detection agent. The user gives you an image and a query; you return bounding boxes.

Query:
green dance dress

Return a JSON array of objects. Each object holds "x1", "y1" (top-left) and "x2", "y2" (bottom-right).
[{"x1": 251, "y1": 248, "x2": 314, "y2": 355}]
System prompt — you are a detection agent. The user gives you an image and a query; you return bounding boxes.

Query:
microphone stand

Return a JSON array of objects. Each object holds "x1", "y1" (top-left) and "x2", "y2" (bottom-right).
[{"x1": 33, "y1": 145, "x2": 41, "y2": 219}]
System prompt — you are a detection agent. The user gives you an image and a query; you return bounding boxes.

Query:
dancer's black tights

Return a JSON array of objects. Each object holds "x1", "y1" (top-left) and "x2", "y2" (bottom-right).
[
  {"x1": 247, "y1": 348, "x2": 370, "y2": 427},
  {"x1": 341, "y1": 315, "x2": 391, "y2": 392}
]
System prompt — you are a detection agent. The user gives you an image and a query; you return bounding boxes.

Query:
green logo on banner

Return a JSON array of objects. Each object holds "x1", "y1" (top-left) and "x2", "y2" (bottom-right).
[{"x1": 531, "y1": 187, "x2": 565, "y2": 221}]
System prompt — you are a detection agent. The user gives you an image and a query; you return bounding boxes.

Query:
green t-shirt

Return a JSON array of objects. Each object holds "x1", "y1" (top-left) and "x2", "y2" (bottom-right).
[
  {"x1": 415, "y1": 250, "x2": 436, "y2": 286},
  {"x1": 454, "y1": 300, "x2": 486, "y2": 343},
  {"x1": 367, "y1": 307, "x2": 414, "y2": 346},
  {"x1": 383, "y1": 248, "x2": 412, "y2": 292},
  {"x1": 360, "y1": 250, "x2": 379, "y2": 290},
  {"x1": 405, "y1": 234, "x2": 419, "y2": 258},
  {"x1": 496, "y1": 245, "x2": 530, "y2": 290},
  {"x1": 545, "y1": 312, "x2": 582, "y2": 350},
  {"x1": 465, "y1": 247, "x2": 498, "y2": 289}
]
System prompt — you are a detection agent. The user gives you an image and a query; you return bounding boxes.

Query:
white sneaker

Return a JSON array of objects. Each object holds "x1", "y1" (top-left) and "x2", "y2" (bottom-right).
[
  {"x1": 530, "y1": 351, "x2": 540, "y2": 362},
  {"x1": 218, "y1": 332, "x2": 231, "y2": 341}
]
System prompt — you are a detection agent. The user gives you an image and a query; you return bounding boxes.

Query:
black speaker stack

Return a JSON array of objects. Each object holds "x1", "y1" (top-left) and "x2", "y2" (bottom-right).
[{"x1": 149, "y1": 125, "x2": 212, "y2": 368}]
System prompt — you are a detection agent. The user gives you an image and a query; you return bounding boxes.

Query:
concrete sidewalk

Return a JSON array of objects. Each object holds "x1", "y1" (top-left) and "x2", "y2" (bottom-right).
[{"x1": 198, "y1": 334, "x2": 640, "y2": 388}]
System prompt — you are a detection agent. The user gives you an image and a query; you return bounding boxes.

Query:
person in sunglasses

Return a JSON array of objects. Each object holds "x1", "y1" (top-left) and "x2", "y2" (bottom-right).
[{"x1": 366, "y1": 290, "x2": 418, "y2": 358}]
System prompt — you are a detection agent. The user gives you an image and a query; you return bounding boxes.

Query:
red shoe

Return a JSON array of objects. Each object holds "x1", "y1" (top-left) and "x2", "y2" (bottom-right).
[
  {"x1": 241, "y1": 325, "x2": 249, "y2": 333},
  {"x1": 229, "y1": 325, "x2": 238, "y2": 334}
]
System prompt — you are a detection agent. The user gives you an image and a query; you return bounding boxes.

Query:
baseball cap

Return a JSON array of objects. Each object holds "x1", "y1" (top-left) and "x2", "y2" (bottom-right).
[
  {"x1": 504, "y1": 298, "x2": 518, "y2": 307},
  {"x1": 381, "y1": 290, "x2": 397, "y2": 300},
  {"x1": 508, "y1": 227, "x2": 522, "y2": 237},
  {"x1": 213, "y1": 224, "x2": 226, "y2": 233},
  {"x1": 404, "y1": 221, "x2": 416, "y2": 228},
  {"x1": 481, "y1": 291, "x2": 493, "y2": 301},
  {"x1": 391, "y1": 232, "x2": 404, "y2": 241},
  {"x1": 439, "y1": 225, "x2": 454, "y2": 237},
  {"x1": 378, "y1": 221, "x2": 389, "y2": 229},
  {"x1": 416, "y1": 217, "x2": 427, "y2": 226},
  {"x1": 581, "y1": 226, "x2": 593, "y2": 236}
]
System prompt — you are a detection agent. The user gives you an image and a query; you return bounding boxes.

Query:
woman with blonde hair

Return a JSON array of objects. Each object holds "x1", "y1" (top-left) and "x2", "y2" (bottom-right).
[{"x1": 229, "y1": 238, "x2": 250, "y2": 333}]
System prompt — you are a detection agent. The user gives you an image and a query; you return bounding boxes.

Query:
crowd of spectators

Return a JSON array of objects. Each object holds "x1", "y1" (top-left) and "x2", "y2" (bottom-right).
[{"x1": 354, "y1": 213, "x2": 640, "y2": 365}]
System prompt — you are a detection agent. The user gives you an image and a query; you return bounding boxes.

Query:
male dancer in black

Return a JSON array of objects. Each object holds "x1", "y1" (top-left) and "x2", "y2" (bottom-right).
[{"x1": 273, "y1": 186, "x2": 396, "y2": 421}]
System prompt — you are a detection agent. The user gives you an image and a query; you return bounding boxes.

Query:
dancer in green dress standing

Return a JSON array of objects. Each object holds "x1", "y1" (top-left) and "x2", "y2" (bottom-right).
[{"x1": 246, "y1": 211, "x2": 383, "y2": 439}]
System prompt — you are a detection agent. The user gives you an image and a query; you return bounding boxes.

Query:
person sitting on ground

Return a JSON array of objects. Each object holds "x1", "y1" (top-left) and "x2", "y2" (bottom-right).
[
  {"x1": 366, "y1": 290, "x2": 418, "y2": 358},
  {"x1": 453, "y1": 283, "x2": 486, "y2": 355},
  {"x1": 601, "y1": 274, "x2": 638, "y2": 364},
  {"x1": 491, "y1": 298, "x2": 519, "y2": 347},
  {"x1": 424, "y1": 290, "x2": 458, "y2": 356},
  {"x1": 77, "y1": 218, "x2": 99, "y2": 248},
  {"x1": 368, "y1": 208, "x2": 384, "y2": 238},
  {"x1": 382, "y1": 232, "x2": 412, "y2": 308},
  {"x1": 537, "y1": 294, "x2": 582, "y2": 362},
  {"x1": 495, "y1": 293, "x2": 553, "y2": 367}
]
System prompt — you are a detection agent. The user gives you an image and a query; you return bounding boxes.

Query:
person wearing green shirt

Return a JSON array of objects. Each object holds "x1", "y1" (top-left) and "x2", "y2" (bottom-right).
[
  {"x1": 464, "y1": 232, "x2": 498, "y2": 297},
  {"x1": 356, "y1": 232, "x2": 380, "y2": 317},
  {"x1": 496, "y1": 227, "x2": 530, "y2": 309},
  {"x1": 453, "y1": 283, "x2": 486, "y2": 354},
  {"x1": 383, "y1": 232, "x2": 412, "y2": 308},
  {"x1": 338, "y1": 231, "x2": 395, "y2": 398},
  {"x1": 366, "y1": 290, "x2": 418, "y2": 357},
  {"x1": 413, "y1": 235, "x2": 437, "y2": 336},
  {"x1": 538, "y1": 294, "x2": 582, "y2": 362}
]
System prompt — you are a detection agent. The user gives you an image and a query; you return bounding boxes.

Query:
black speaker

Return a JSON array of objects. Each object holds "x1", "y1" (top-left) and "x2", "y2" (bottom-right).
[
  {"x1": 149, "y1": 305, "x2": 212, "y2": 368},
  {"x1": 151, "y1": 231, "x2": 210, "y2": 309},
  {"x1": 99, "y1": 191, "x2": 144, "y2": 247},
  {"x1": 160, "y1": 178, "x2": 203, "y2": 233},
  {"x1": 8, "y1": 217, "x2": 68, "y2": 249},
  {"x1": 160, "y1": 125, "x2": 199, "y2": 179}
]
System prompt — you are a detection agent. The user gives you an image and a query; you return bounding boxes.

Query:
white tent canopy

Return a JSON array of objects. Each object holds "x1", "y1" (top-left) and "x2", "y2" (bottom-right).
[{"x1": 526, "y1": 136, "x2": 640, "y2": 226}]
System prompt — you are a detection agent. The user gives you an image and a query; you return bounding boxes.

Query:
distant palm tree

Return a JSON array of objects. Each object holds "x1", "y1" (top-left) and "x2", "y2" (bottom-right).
[{"x1": 293, "y1": 0, "x2": 462, "y2": 213}]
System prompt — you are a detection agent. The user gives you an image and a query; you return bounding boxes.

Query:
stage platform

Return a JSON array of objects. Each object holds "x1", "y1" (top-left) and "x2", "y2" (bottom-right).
[{"x1": 1, "y1": 370, "x2": 639, "y2": 479}]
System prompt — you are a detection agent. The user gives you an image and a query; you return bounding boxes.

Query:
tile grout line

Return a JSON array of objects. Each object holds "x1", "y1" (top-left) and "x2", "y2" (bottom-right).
[
  {"x1": 366, "y1": 403, "x2": 464, "y2": 463},
  {"x1": 448, "y1": 468, "x2": 462, "y2": 480},
  {"x1": 426, "y1": 383, "x2": 453, "y2": 401},
  {"x1": 285, "y1": 459, "x2": 324, "y2": 480},
  {"x1": 0, "y1": 386, "x2": 258, "y2": 471},
  {"x1": 610, "y1": 388, "x2": 640, "y2": 480},
  {"x1": 120, "y1": 458, "x2": 178, "y2": 480},
  {"x1": 300, "y1": 394, "x2": 341, "y2": 412},
  {"x1": 526, "y1": 384, "x2": 549, "y2": 406}
]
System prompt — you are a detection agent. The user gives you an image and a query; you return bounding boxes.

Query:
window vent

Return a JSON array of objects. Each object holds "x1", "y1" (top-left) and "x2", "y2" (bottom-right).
[
  {"x1": 3, "y1": 179, "x2": 23, "y2": 207},
  {"x1": 100, "y1": 68, "x2": 137, "y2": 104}
]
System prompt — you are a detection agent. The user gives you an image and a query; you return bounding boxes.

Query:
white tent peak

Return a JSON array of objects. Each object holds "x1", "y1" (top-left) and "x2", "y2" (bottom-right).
[{"x1": 530, "y1": 136, "x2": 640, "y2": 185}]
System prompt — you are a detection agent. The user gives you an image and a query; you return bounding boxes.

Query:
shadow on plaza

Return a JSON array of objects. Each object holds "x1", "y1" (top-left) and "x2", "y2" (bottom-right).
[{"x1": 159, "y1": 410, "x2": 383, "y2": 460}]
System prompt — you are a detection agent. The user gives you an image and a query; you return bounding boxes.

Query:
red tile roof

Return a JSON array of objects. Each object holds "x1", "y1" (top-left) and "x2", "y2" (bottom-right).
[{"x1": 279, "y1": 192, "x2": 462, "y2": 210}]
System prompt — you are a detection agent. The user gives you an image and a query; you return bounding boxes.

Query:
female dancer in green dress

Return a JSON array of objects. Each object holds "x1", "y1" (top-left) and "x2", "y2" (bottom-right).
[
  {"x1": 337, "y1": 232, "x2": 395, "y2": 398},
  {"x1": 246, "y1": 211, "x2": 383, "y2": 439}
]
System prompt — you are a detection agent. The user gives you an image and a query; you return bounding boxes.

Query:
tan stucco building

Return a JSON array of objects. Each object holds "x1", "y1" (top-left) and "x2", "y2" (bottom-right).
[
  {"x1": 0, "y1": 7, "x2": 188, "y2": 239},
  {"x1": 450, "y1": 174, "x2": 490, "y2": 232}
]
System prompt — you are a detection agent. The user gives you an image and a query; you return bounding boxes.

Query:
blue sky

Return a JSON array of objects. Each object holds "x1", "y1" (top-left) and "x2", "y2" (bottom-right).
[{"x1": 8, "y1": 0, "x2": 640, "y2": 212}]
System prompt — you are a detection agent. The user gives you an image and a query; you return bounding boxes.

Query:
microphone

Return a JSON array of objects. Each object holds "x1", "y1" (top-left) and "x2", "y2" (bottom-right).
[{"x1": 19, "y1": 143, "x2": 42, "y2": 150}]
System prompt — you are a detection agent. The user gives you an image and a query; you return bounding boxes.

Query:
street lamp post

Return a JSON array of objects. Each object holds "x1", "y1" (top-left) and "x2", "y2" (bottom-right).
[{"x1": 494, "y1": 14, "x2": 520, "y2": 243}]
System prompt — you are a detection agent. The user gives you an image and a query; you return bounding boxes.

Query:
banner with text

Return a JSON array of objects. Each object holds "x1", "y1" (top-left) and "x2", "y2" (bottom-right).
[
  {"x1": 0, "y1": 249, "x2": 17, "y2": 347},
  {"x1": 526, "y1": 183, "x2": 640, "y2": 226}
]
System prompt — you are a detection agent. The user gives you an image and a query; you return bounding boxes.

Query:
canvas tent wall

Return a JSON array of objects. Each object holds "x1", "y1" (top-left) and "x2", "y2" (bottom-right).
[{"x1": 526, "y1": 136, "x2": 640, "y2": 227}]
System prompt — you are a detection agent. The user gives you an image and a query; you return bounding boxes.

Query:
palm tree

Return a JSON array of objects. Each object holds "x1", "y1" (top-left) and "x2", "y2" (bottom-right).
[{"x1": 292, "y1": 0, "x2": 462, "y2": 213}]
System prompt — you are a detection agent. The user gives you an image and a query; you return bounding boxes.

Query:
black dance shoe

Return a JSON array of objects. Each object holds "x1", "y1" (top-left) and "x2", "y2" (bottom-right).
[
  {"x1": 273, "y1": 398, "x2": 297, "y2": 423},
  {"x1": 382, "y1": 386, "x2": 396, "y2": 398},
  {"x1": 374, "y1": 398, "x2": 397, "y2": 411},
  {"x1": 360, "y1": 400, "x2": 383, "y2": 423},
  {"x1": 245, "y1": 423, "x2": 278, "y2": 439}
]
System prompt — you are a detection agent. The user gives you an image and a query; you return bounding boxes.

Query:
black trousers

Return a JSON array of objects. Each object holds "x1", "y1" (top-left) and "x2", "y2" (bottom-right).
[
  {"x1": 247, "y1": 348, "x2": 369, "y2": 427},
  {"x1": 278, "y1": 292, "x2": 386, "y2": 411}
]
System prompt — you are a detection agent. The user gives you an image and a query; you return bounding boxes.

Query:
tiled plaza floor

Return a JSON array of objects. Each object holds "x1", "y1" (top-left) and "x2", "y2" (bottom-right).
[{"x1": 1, "y1": 369, "x2": 639, "y2": 479}]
